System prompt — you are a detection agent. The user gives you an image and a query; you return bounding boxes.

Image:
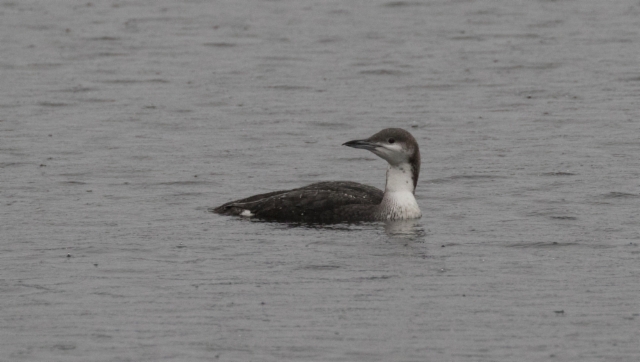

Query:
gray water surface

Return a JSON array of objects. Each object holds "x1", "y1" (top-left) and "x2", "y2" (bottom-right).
[{"x1": 1, "y1": 0, "x2": 639, "y2": 361}]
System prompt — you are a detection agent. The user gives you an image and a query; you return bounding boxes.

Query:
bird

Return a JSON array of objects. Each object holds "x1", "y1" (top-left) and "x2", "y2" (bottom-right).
[{"x1": 212, "y1": 128, "x2": 421, "y2": 223}]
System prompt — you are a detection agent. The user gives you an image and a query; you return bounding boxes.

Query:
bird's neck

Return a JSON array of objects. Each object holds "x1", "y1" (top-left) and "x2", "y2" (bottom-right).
[
  {"x1": 379, "y1": 163, "x2": 421, "y2": 220},
  {"x1": 384, "y1": 163, "x2": 416, "y2": 194}
]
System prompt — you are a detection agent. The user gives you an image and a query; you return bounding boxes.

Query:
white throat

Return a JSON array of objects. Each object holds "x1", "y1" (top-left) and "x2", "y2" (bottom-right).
[
  {"x1": 380, "y1": 163, "x2": 421, "y2": 220},
  {"x1": 385, "y1": 163, "x2": 415, "y2": 193}
]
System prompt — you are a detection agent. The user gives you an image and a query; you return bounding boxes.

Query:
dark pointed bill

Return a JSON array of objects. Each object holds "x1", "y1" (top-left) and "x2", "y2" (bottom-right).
[{"x1": 342, "y1": 139, "x2": 378, "y2": 150}]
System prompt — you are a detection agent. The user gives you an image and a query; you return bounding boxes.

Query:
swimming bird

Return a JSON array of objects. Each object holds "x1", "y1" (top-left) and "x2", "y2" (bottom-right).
[{"x1": 212, "y1": 128, "x2": 421, "y2": 223}]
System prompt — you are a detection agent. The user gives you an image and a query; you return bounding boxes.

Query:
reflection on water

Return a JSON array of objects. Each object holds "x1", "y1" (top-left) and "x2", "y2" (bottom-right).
[
  {"x1": 256, "y1": 218, "x2": 426, "y2": 241},
  {"x1": 384, "y1": 219, "x2": 426, "y2": 241}
]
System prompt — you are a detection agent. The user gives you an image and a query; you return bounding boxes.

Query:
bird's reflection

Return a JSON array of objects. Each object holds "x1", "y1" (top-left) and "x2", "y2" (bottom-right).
[
  {"x1": 384, "y1": 219, "x2": 426, "y2": 241},
  {"x1": 257, "y1": 218, "x2": 427, "y2": 243}
]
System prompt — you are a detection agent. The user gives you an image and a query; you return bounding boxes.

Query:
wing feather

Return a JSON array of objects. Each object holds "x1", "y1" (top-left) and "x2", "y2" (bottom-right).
[{"x1": 212, "y1": 181, "x2": 383, "y2": 222}]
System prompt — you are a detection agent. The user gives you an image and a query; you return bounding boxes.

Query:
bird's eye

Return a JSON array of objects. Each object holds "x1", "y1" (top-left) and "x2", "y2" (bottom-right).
[{"x1": 388, "y1": 138, "x2": 395, "y2": 144}]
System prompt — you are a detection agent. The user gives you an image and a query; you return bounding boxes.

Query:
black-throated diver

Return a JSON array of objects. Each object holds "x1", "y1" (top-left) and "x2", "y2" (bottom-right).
[{"x1": 212, "y1": 128, "x2": 421, "y2": 223}]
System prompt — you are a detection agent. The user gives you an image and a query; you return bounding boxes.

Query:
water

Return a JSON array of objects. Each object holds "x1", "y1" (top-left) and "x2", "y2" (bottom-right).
[{"x1": 1, "y1": 0, "x2": 639, "y2": 361}]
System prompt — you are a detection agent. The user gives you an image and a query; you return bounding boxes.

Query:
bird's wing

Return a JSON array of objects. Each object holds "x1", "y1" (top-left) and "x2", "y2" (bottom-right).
[{"x1": 213, "y1": 181, "x2": 383, "y2": 222}]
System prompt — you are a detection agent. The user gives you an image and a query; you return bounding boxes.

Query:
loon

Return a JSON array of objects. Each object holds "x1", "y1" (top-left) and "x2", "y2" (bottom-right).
[{"x1": 212, "y1": 128, "x2": 421, "y2": 223}]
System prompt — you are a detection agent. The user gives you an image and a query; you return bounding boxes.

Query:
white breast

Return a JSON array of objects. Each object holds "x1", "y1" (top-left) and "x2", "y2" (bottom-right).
[{"x1": 381, "y1": 191, "x2": 422, "y2": 220}]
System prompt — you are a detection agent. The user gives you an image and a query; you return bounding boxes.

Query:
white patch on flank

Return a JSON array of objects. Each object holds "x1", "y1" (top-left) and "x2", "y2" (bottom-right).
[{"x1": 240, "y1": 209, "x2": 254, "y2": 217}]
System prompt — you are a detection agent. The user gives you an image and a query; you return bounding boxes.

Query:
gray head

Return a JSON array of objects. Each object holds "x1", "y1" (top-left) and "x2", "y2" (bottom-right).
[{"x1": 343, "y1": 128, "x2": 421, "y2": 189}]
